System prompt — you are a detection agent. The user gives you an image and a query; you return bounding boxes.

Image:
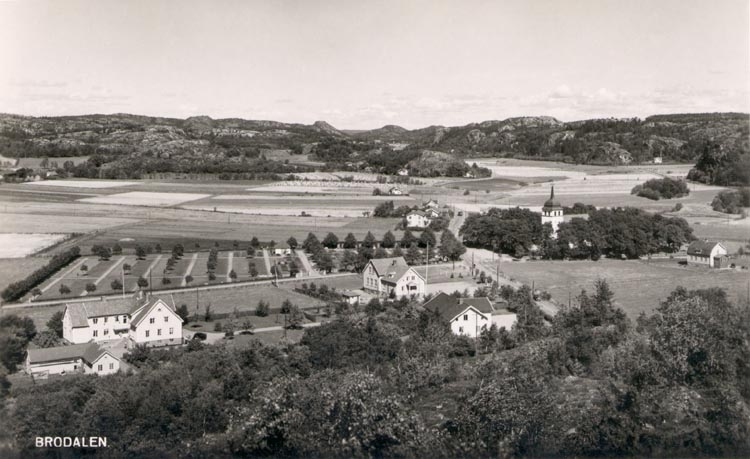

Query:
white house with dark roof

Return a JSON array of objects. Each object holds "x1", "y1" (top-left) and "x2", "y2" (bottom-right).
[
  {"x1": 687, "y1": 241, "x2": 728, "y2": 268},
  {"x1": 362, "y1": 257, "x2": 425, "y2": 298},
  {"x1": 62, "y1": 294, "x2": 184, "y2": 347},
  {"x1": 406, "y1": 210, "x2": 431, "y2": 229},
  {"x1": 423, "y1": 293, "x2": 517, "y2": 338},
  {"x1": 25, "y1": 342, "x2": 121, "y2": 377}
]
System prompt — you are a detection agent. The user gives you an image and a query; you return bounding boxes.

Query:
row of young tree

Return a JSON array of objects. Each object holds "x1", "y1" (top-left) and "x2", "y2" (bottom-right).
[
  {"x1": 0, "y1": 247, "x2": 81, "y2": 302},
  {"x1": 460, "y1": 206, "x2": 694, "y2": 259},
  {"x1": 2, "y1": 281, "x2": 747, "y2": 457}
]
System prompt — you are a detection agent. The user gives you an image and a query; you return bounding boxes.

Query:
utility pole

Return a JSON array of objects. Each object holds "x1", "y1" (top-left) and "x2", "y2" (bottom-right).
[
  {"x1": 425, "y1": 241, "x2": 429, "y2": 286},
  {"x1": 121, "y1": 265, "x2": 125, "y2": 298}
]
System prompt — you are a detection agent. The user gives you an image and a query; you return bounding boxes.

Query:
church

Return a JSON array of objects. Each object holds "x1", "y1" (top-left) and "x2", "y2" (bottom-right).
[{"x1": 541, "y1": 186, "x2": 564, "y2": 238}]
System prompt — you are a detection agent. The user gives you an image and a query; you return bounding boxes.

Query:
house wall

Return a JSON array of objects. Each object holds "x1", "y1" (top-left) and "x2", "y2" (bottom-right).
[
  {"x1": 130, "y1": 302, "x2": 183, "y2": 345},
  {"x1": 394, "y1": 268, "x2": 425, "y2": 298},
  {"x1": 542, "y1": 211, "x2": 564, "y2": 238},
  {"x1": 88, "y1": 314, "x2": 130, "y2": 342},
  {"x1": 63, "y1": 310, "x2": 92, "y2": 344},
  {"x1": 491, "y1": 313, "x2": 518, "y2": 331},
  {"x1": 85, "y1": 353, "x2": 120, "y2": 375},
  {"x1": 450, "y1": 309, "x2": 490, "y2": 338},
  {"x1": 27, "y1": 358, "x2": 83, "y2": 376},
  {"x1": 406, "y1": 214, "x2": 429, "y2": 228},
  {"x1": 362, "y1": 263, "x2": 382, "y2": 293}
]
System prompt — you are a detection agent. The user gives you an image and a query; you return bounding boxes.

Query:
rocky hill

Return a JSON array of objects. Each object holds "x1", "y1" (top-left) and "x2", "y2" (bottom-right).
[{"x1": 0, "y1": 112, "x2": 747, "y2": 180}]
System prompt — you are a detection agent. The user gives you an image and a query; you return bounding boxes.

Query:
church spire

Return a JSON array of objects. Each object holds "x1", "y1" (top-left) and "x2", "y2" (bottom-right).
[{"x1": 550, "y1": 185, "x2": 555, "y2": 200}]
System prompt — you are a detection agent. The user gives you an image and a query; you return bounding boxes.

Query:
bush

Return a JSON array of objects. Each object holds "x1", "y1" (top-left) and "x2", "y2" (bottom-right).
[
  {"x1": 1, "y1": 247, "x2": 80, "y2": 302},
  {"x1": 193, "y1": 332, "x2": 207, "y2": 341},
  {"x1": 712, "y1": 188, "x2": 750, "y2": 214},
  {"x1": 631, "y1": 177, "x2": 689, "y2": 200}
]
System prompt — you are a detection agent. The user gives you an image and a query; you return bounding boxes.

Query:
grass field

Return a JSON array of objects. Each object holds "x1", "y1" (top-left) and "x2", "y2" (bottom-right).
[
  {"x1": 495, "y1": 258, "x2": 748, "y2": 319},
  {"x1": 0, "y1": 257, "x2": 49, "y2": 293},
  {"x1": 169, "y1": 284, "x2": 326, "y2": 316},
  {"x1": 0, "y1": 233, "x2": 67, "y2": 258}
]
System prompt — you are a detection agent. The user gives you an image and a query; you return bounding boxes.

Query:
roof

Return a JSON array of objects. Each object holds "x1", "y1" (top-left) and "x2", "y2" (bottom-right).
[
  {"x1": 408, "y1": 210, "x2": 427, "y2": 217},
  {"x1": 341, "y1": 291, "x2": 361, "y2": 298},
  {"x1": 423, "y1": 293, "x2": 492, "y2": 322},
  {"x1": 543, "y1": 186, "x2": 562, "y2": 209},
  {"x1": 687, "y1": 241, "x2": 723, "y2": 256},
  {"x1": 130, "y1": 297, "x2": 177, "y2": 328},
  {"x1": 367, "y1": 257, "x2": 422, "y2": 285},
  {"x1": 27, "y1": 343, "x2": 95, "y2": 364},
  {"x1": 66, "y1": 296, "x2": 140, "y2": 327},
  {"x1": 82, "y1": 343, "x2": 112, "y2": 364}
]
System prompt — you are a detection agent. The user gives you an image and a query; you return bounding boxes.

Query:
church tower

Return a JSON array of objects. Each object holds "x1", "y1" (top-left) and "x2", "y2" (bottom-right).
[{"x1": 541, "y1": 185, "x2": 564, "y2": 238}]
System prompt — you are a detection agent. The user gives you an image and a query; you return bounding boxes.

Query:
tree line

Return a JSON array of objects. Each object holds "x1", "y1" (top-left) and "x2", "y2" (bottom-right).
[{"x1": 1, "y1": 247, "x2": 81, "y2": 302}]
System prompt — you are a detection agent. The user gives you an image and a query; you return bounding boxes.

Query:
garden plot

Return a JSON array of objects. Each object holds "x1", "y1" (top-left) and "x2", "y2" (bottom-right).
[
  {"x1": 78, "y1": 191, "x2": 210, "y2": 207},
  {"x1": 0, "y1": 233, "x2": 66, "y2": 258},
  {"x1": 23, "y1": 180, "x2": 138, "y2": 188}
]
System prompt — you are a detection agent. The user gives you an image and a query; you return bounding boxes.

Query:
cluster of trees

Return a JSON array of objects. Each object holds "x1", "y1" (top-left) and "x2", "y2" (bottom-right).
[
  {"x1": 711, "y1": 188, "x2": 750, "y2": 214},
  {"x1": 688, "y1": 139, "x2": 750, "y2": 186},
  {"x1": 373, "y1": 200, "x2": 414, "y2": 218},
  {"x1": 4, "y1": 280, "x2": 747, "y2": 457},
  {"x1": 1, "y1": 247, "x2": 81, "y2": 302},
  {"x1": 460, "y1": 207, "x2": 694, "y2": 259},
  {"x1": 631, "y1": 177, "x2": 690, "y2": 200}
]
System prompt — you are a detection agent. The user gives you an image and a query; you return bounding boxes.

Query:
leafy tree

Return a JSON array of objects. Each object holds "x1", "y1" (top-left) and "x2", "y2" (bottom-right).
[
  {"x1": 343, "y1": 233, "x2": 358, "y2": 249},
  {"x1": 249, "y1": 264, "x2": 259, "y2": 278},
  {"x1": 85, "y1": 283, "x2": 97, "y2": 293},
  {"x1": 373, "y1": 247, "x2": 388, "y2": 259},
  {"x1": 32, "y1": 330, "x2": 59, "y2": 348},
  {"x1": 439, "y1": 229, "x2": 466, "y2": 268},
  {"x1": 286, "y1": 306, "x2": 304, "y2": 329},
  {"x1": 405, "y1": 243, "x2": 422, "y2": 265},
  {"x1": 135, "y1": 245, "x2": 147, "y2": 260},
  {"x1": 286, "y1": 236, "x2": 298, "y2": 250},
  {"x1": 112, "y1": 243, "x2": 122, "y2": 255},
  {"x1": 322, "y1": 232, "x2": 339, "y2": 249},
  {"x1": 250, "y1": 237, "x2": 260, "y2": 247},
  {"x1": 255, "y1": 300, "x2": 269, "y2": 317},
  {"x1": 176, "y1": 304, "x2": 190, "y2": 324},
  {"x1": 59, "y1": 284, "x2": 71, "y2": 295},
  {"x1": 154, "y1": 243, "x2": 162, "y2": 253},
  {"x1": 246, "y1": 246, "x2": 255, "y2": 257},
  {"x1": 401, "y1": 229, "x2": 417, "y2": 248},
  {"x1": 510, "y1": 286, "x2": 547, "y2": 343},
  {"x1": 137, "y1": 277, "x2": 149, "y2": 289},
  {"x1": 110, "y1": 279, "x2": 123, "y2": 291},
  {"x1": 302, "y1": 233, "x2": 320, "y2": 252},
  {"x1": 381, "y1": 230, "x2": 396, "y2": 248},
  {"x1": 46, "y1": 311, "x2": 64, "y2": 337},
  {"x1": 185, "y1": 274, "x2": 194, "y2": 284},
  {"x1": 280, "y1": 299, "x2": 293, "y2": 314},
  {"x1": 316, "y1": 252, "x2": 334, "y2": 273},
  {"x1": 418, "y1": 228, "x2": 436, "y2": 248},
  {"x1": 363, "y1": 231, "x2": 376, "y2": 248},
  {"x1": 229, "y1": 269, "x2": 237, "y2": 281}
]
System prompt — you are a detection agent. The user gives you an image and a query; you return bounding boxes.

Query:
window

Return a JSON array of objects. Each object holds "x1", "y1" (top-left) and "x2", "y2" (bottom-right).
[
  {"x1": 463, "y1": 314, "x2": 468, "y2": 321},
  {"x1": 149, "y1": 318, "x2": 155, "y2": 324},
  {"x1": 109, "y1": 363, "x2": 114, "y2": 370},
  {"x1": 74, "y1": 365, "x2": 77, "y2": 370},
  {"x1": 115, "y1": 316, "x2": 119, "y2": 322},
  {"x1": 104, "y1": 317, "x2": 108, "y2": 323},
  {"x1": 93, "y1": 318, "x2": 98, "y2": 324},
  {"x1": 123, "y1": 316, "x2": 128, "y2": 323},
  {"x1": 164, "y1": 316, "x2": 168, "y2": 322},
  {"x1": 169, "y1": 327, "x2": 174, "y2": 335},
  {"x1": 459, "y1": 327, "x2": 464, "y2": 333},
  {"x1": 93, "y1": 330, "x2": 98, "y2": 337},
  {"x1": 145, "y1": 330, "x2": 150, "y2": 337},
  {"x1": 98, "y1": 364, "x2": 103, "y2": 371},
  {"x1": 157, "y1": 329, "x2": 162, "y2": 336},
  {"x1": 104, "y1": 329, "x2": 109, "y2": 335}
]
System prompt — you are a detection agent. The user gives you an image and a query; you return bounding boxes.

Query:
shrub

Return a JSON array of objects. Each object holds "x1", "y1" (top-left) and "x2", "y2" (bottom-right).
[{"x1": 193, "y1": 332, "x2": 207, "y2": 340}]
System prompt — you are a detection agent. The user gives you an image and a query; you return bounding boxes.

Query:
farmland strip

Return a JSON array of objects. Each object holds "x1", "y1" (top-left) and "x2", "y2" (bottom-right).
[
  {"x1": 262, "y1": 249, "x2": 272, "y2": 275},
  {"x1": 39, "y1": 257, "x2": 87, "y2": 294},
  {"x1": 181, "y1": 253, "x2": 199, "y2": 287},
  {"x1": 225, "y1": 251, "x2": 234, "y2": 282},
  {"x1": 93, "y1": 256, "x2": 126, "y2": 286}
]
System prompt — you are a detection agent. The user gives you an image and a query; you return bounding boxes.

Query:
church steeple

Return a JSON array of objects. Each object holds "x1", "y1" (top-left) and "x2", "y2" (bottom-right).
[{"x1": 550, "y1": 185, "x2": 555, "y2": 200}]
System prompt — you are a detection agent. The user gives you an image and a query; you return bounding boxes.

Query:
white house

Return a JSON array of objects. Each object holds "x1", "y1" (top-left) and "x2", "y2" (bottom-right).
[
  {"x1": 397, "y1": 168, "x2": 409, "y2": 176},
  {"x1": 388, "y1": 187, "x2": 404, "y2": 196},
  {"x1": 362, "y1": 257, "x2": 425, "y2": 298},
  {"x1": 424, "y1": 208, "x2": 440, "y2": 219},
  {"x1": 687, "y1": 241, "x2": 728, "y2": 268},
  {"x1": 341, "y1": 290, "x2": 361, "y2": 306},
  {"x1": 406, "y1": 210, "x2": 431, "y2": 229},
  {"x1": 25, "y1": 342, "x2": 121, "y2": 377},
  {"x1": 423, "y1": 293, "x2": 517, "y2": 338},
  {"x1": 63, "y1": 294, "x2": 184, "y2": 347},
  {"x1": 653, "y1": 156, "x2": 663, "y2": 164}
]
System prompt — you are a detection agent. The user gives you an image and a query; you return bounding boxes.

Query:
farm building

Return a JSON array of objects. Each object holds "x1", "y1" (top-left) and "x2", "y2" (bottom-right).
[
  {"x1": 423, "y1": 293, "x2": 517, "y2": 338},
  {"x1": 341, "y1": 290, "x2": 361, "y2": 306},
  {"x1": 406, "y1": 210, "x2": 431, "y2": 229},
  {"x1": 687, "y1": 241, "x2": 728, "y2": 268},
  {"x1": 25, "y1": 342, "x2": 121, "y2": 377},
  {"x1": 362, "y1": 257, "x2": 425, "y2": 298},
  {"x1": 63, "y1": 294, "x2": 184, "y2": 347}
]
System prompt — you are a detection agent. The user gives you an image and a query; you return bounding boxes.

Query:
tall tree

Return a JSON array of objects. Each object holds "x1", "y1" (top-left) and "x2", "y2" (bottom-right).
[{"x1": 343, "y1": 233, "x2": 358, "y2": 249}]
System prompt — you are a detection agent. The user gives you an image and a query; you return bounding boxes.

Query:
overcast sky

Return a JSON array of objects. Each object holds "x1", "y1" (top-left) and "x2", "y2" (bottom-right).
[{"x1": 0, "y1": 0, "x2": 748, "y2": 129}]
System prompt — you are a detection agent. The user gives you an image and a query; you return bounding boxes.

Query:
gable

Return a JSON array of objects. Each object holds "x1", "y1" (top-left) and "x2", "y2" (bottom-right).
[{"x1": 131, "y1": 298, "x2": 182, "y2": 328}]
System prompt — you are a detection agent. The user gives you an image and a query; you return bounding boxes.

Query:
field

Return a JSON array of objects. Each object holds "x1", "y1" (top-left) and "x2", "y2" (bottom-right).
[
  {"x1": 0, "y1": 233, "x2": 66, "y2": 257},
  {"x1": 493, "y1": 258, "x2": 748, "y2": 319},
  {"x1": 0, "y1": 257, "x2": 49, "y2": 292},
  {"x1": 79, "y1": 191, "x2": 210, "y2": 206},
  {"x1": 23, "y1": 179, "x2": 137, "y2": 188},
  {"x1": 169, "y1": 284, "x2": 326, "y2": 316}
]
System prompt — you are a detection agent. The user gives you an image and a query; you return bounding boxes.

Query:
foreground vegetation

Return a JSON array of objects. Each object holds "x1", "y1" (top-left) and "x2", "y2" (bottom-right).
[{"x1": 1, "y1": 281, "x2": 748, "y2": 457}]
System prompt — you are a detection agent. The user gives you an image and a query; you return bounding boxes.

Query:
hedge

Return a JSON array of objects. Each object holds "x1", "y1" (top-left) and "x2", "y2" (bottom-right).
[{"x1": 1, "y1": 246, "x2": 81, "y2": 302}]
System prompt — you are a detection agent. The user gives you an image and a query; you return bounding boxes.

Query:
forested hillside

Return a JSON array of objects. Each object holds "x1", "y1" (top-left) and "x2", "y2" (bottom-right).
[{"x1": 0, "y1": 112, "x2": 747, "y2": 179}]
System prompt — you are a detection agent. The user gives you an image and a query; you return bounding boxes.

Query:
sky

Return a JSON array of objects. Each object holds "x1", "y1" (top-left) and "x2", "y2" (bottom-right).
[{"x1": 0, "y1": 0, "x2": 748, "y2": 129}]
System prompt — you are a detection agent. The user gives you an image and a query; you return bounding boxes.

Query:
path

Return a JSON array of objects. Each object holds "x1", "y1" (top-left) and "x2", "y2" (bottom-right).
[
  {"x1": 143, "y1": 254, "x2": 163, "y2": 279},
  {"x1": 262, "y1": 249, "x2": 272, "y2": 275},
  {"x1": 295, "y1": 249, "x2": 316, "y2": 276},
  {"x1": 225, "y1": 251, "x2": 234, "y2": 282},
  {"x1": 181, "y1": 253, "x2": 199, "y2": 287},
  {"x1": 38, "y1": 257, "x2": 88, "y2": 294},
  {"x1": 93, "y1": 256, "x2": 126, "y2": 286}
]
